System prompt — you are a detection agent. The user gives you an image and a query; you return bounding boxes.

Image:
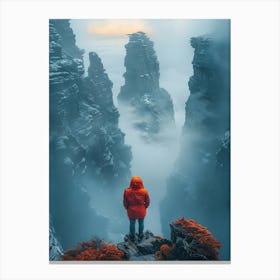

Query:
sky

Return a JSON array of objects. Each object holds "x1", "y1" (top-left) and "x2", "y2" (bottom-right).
[{"x1": 70, "y1": 19, "x2": 229, "y2": 236}]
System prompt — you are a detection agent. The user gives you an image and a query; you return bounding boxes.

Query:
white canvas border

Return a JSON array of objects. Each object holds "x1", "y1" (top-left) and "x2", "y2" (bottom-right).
[{"x1": 0, "y1": 0, "x2": 279, "y2": 279}]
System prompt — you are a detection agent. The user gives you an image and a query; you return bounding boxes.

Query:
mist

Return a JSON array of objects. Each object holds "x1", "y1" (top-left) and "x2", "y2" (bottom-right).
[
  {"x1": 68, "y1": 19, "x2": 230, "y2": 250},
  {"x1": 71, "y1": 19, "x2": 228, "y2": 132}
]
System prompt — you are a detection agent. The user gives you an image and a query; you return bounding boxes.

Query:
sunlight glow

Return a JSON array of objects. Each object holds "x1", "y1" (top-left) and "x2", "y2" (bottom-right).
[{"x1": 87, "y1": 20, "x2": 153, "y2": 36}]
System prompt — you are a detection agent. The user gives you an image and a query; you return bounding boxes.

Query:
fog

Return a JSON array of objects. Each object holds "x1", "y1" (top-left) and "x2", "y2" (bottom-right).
[
  {"x1": 71, "y1": 19, "x2": 228, "y2": 132},
  {"x1": 70, "y1": 19, "x2": 229, "y2": 240}
]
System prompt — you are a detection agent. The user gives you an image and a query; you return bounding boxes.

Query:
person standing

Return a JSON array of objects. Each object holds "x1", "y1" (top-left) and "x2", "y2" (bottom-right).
[{"x1": 123, "y1": 176, "x2": 150, "y2": 241}]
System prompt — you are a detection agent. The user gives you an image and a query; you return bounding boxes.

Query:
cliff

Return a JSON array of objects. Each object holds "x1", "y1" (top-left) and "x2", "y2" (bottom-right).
[
  {"x1": 49, "y1": 19, "x2": 131, "y2": 254},
  {"x1": 49, "y1": 217, "x2": 64, "y2": 261},
  {"x1": 71, "y1": 51, "x2": 132, "y2": 184},
  {"x1": 118, "y1": 32, "x2": 175, "y2": 142},
  {"x1": 60, "y1": 218, "x2": 221, "y2": 261},
  {"x1": 49, "y1": 19, "x2": 84, "y2": 59},
  {"x1": 184, "y1": 36, "x2": 230, "y2": 136},
  {"x1": 160, "y1": 34, "x2": 230, "y2": 260}
]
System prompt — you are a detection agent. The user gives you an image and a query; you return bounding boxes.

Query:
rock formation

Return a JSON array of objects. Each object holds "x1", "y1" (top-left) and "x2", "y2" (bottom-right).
[
  {"x1": 60, "y1": 218, "x2": 221, "y2": 261},
  {"x1": 118, "y1": 32, "x2": 175, "y2": 142},
  {"x1": 49, "y1": 217, "x2": 64, "y2": 261},
  {"x1": 49, "y1": 19, "x2": 84, "y2": 59},
  {"x1": 160, "y1": 34, "x2": 230, "y2": 260},
  {"x1": 71, "y1": 51, "x2": 132, "y2": 184},
  {"x1": 49, "y1": 19, "x2": 131, "y2": 255}
]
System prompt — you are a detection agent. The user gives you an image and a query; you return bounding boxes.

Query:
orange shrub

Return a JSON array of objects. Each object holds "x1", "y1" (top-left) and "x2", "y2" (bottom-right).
[
  {"x1": 62, "y1": 240, "x2": 125, "y2": 261},
  {"x1": 156, "y1": 244, "x2": 175, "y2": 260},
  {"x1": 173, "y1": 218, "x2": 221, "y2": 260},
  {"x1": 153, "y1": 235, "x2": 164, "y2": 240}
]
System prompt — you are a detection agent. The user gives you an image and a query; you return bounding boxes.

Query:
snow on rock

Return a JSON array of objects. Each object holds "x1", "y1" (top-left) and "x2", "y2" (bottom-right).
[
  {"x1": 49, "y1": 217, "x2": 63, "y2": 261},
  {"x1": 49, "y1": 19, "x2": 131, "y2": 256}
]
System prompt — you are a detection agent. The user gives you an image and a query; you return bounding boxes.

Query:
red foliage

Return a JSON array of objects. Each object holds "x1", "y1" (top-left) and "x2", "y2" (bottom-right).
[
  {"x1": 156, "y1": 244, "x2": 175, "y2": 260},
  {"x1": 173, "y1": 218, "x2": 221, "y2": 260},
  {"x1": 153, "y1": 235, "x2": 164, "y2": 240},
  {"x1": 62, "y1": 239, "x2": 125, "y2": 261}
]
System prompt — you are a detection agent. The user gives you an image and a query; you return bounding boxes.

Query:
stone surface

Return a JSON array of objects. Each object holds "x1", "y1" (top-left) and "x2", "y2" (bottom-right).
[{"x1": 116, "y1": 231, "x2": 171, "y2": 261}]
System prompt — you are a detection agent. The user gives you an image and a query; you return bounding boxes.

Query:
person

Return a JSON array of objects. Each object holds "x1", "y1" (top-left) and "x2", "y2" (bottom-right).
[{"x1": 123, "y1": 176, "x2": 150, "y2": 241}]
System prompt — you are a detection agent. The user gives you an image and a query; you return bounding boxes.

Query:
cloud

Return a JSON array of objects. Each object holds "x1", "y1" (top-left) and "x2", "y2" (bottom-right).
[{"x1": 87, "y1": 20, "x2": 153, "y2": 36}]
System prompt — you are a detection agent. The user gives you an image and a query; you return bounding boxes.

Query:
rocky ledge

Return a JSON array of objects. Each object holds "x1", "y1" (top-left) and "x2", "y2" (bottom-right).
[{"x1": 59, "y1": 218, "x2": 221, "y2": 261}]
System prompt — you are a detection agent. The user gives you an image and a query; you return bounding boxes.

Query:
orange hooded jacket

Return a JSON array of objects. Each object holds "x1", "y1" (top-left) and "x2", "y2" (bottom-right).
[{"x1": 123, "y1": 176, "x2": 150, "y2": 219}]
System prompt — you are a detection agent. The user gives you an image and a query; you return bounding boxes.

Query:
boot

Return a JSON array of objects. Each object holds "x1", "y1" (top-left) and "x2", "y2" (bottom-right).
[
  {"x1": 129, "y1": 234, "x2": 136, "y2": 242},
  {"x1": 138, "y1": 233, "x2": 144, "y2": 241}
]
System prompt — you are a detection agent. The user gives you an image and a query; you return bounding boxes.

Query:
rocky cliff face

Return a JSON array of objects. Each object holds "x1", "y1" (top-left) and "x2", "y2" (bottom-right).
[
  {"x1": 118, "y1": 32, "x2": 175, "y2": 142},
  {"x1": 160, "y1": 35, "x2": 230, "y2": 260},
  {"x1": 49, "y1": 19, "x2": 84, "y2": 59},
  {"x1": 49, "y1": 217, "x2": 64, "y2": 261},
  {"x1": 70, "y1": 51, "x2": 132, "y2": 184},
  {"x1": 49, "y1": 19, "x2": 131, "y2": 255},
  {"x1": 184, "y1": 36, "x2": 230, "y2": 136}
]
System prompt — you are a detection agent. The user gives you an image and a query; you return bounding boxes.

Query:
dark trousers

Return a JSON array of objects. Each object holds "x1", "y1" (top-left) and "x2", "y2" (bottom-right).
[{"x1": 129, "y1": 218, "x2": 144, "y2": 236}]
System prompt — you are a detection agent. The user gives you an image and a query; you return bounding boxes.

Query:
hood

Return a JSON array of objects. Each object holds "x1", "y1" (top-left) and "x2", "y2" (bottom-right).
[{"x1": 129, "y1": 176, "x2": 144, "y2": 190}]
